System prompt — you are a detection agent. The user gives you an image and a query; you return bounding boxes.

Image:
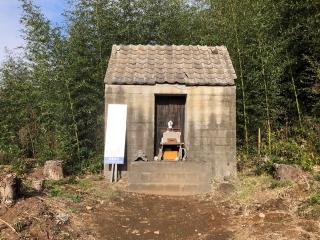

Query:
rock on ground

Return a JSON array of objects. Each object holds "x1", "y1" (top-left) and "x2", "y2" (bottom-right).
[{"x1": 273, "y1": 163, "x2": 309, "y2": 183}]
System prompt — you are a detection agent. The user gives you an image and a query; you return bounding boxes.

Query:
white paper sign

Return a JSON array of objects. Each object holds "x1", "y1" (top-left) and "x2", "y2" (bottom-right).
[{"x1": 104, "y1": 104, "x2": 127, "y2": 164}]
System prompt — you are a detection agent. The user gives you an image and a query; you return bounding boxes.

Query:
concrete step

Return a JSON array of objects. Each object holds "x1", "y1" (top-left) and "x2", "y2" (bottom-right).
[
  {"x1": 130, "y1": 171, "x2": 210, "y2": 184},
  {"x1": 128, "y1": 183, "x2": 211, "y2": 196},
  {"x1": 130, "y1": 161, "x2": 210, "y2": 173},
  {"x1": 128, "y1": 161, "x2": 211, "y2": 195}
]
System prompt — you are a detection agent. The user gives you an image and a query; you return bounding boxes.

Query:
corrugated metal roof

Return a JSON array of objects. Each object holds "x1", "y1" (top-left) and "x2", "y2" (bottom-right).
[{"x1": 104, "y1": 44, "x2": 237, "y2": 86}]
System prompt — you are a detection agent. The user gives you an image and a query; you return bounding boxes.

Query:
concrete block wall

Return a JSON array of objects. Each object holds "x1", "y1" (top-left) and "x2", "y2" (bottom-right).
[{"x1": 104, "y1": 84, "x2": 236, "y2": 179}]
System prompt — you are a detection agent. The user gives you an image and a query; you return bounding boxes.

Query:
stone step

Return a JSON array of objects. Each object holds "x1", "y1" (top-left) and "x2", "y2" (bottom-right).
[
  {"x1": 130, "y1": 171, "x2": 210, "y2": 184},
  {"x1": 129, "y1": 161, "x2": 210, "y2": 173},
  {"x1": 128, "y1": 161, "x2": 212, "y2": 195},
  {"x1": 128, "y1": 183, "x2": 211, "y2": 196}
]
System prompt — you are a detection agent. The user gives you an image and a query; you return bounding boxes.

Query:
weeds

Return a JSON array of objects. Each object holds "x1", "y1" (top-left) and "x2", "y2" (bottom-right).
[
  {"x1": 68, "y1": 207, "x2": 78, "y2": 213},
  {"x1": 232, "y1": 174, "x2": 272, "y2": 203},
  {"x1": 313, "y1": 173, "x2": 320, "y2": 182},
  {"x1": 298, "y1": 192, "x2": 320, "y2": 220},
  {"x1": 48, "y1": 186, "x2": 64, "y2": 197},
  {"x1": 307, "y1": 193, "x2": 320, "y2": 205},
  {"x1": 269, "y1": 179, "x2": 293, "y2": 189},
  {"x1": 13, "y1": 217, "x2": 32, "y2": 232},
  {"x1": 45, "y1": 178, "x2": 82, "y2": 203},
  {"x1": 44, "y1": 176, "x2": 120, "y2": 203},
  {"x1": 78, "y1": 178, "x2": 121, "y2": 200},
  {"x1": 77, "y1": 178, "x2": 94, "y2": 190}
]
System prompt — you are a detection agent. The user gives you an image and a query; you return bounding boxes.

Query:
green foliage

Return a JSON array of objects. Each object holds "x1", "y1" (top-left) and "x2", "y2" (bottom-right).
[
  {"x1": 268, "y1": 139, "x2": 317, "y2": 171},
  {"x1": 11, "y1": 158, "x2": 36, "y2": 175},
  {"x1": 254, "y1": 118, "x2": 320, "y2": 174},
  {"x1": 0, "y1": 0, "x2": 319, "y2": 174}
]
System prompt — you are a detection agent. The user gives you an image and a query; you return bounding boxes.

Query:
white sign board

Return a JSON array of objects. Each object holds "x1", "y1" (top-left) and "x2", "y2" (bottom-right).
[{"x1": 104, "y1": 104, "x2": 127, "y2": 164}]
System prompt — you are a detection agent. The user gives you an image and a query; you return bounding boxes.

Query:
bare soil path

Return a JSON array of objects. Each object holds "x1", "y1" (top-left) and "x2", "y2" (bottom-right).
[{"x1": 94, "y1": 193, "x2": 233, "y2": 240}]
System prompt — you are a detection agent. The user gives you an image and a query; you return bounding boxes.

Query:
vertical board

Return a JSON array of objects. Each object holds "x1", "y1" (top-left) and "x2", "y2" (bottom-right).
[
  {"x1": 154, "y1": 96, "x2": 186, "y2": 155},
  {"x1": 104, "y1": 104, "x2": 127, "y2": 164}
]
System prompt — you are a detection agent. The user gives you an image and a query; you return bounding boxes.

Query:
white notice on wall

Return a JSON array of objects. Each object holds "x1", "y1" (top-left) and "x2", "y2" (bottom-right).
[{"x1": 104, "y1": 104, "x2": 127, "y2": 164}]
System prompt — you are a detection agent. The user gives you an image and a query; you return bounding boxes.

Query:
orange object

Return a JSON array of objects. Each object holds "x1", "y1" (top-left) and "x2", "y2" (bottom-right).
[{"x1": 163, "y1": 150, "x2": 178, "y2": 160}]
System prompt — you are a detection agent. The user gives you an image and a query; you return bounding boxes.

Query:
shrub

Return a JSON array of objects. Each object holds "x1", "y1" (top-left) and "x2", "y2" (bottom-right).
[{"x1": 253, "y1": 120, "x2": 320, "y2": 175}]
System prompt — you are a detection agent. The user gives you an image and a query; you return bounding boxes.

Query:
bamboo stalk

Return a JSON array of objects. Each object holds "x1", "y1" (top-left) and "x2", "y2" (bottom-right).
[
  {"x1": 94, "y1": 0, "x2": 104, "y2": 79},
  {"x1": 270, "y1": 1, "x2": 303, "y2": 129},
  {"x1": 257, "y1": 35, "x2": 272, "y2": 153},
  {"x1": 288, "y1": 60, "x2": 303, "y2": 129},
  {"x1": 60, "y1": 47, "x2": 81, "y2": 160},
  {"x1": 229, "y1": 0, "x2": 249, "y2": 156},
  {"x1": 66, "y1": 78, "x2": 81, "y2": 159}
]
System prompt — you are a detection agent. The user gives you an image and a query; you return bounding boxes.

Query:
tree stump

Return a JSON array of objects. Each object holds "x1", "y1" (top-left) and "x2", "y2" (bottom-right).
[
  {"x1": 0, "y1": 173, "x2": 21, "y2": 205},
  {"x1": 43, "y1": 160, "x2": 64, "y2": 180}
]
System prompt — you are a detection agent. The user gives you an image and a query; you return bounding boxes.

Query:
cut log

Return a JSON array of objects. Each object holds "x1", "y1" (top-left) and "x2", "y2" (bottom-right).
[
  {"x1": 43, "y1": 160, "x2": 64, "y2": 180},
  {"x1": 0, "y1": 173, "x2": 21, "y2": 205}
]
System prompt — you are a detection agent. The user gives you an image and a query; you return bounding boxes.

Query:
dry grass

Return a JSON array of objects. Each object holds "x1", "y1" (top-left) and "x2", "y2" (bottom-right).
[{"x1": 74, "y1": 176, "x2": 122, "y2": 201}]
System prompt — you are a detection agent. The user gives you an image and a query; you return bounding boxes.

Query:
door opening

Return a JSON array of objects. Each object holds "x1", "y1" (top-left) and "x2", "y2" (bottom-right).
[{"x1": 154, "y1": 95, "x2": 186, "y2": 156}]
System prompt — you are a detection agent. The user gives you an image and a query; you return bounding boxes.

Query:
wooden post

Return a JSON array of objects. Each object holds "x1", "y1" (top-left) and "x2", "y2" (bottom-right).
[
  {"x1": 110, "y1": 164, "x2": 114, "y2": 183},
  {"x1": 115, "y1": 164, "x2": 118, "y2": 182}
]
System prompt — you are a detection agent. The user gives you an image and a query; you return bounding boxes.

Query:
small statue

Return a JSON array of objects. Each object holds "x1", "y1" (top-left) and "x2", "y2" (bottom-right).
[
  {"x1": 168, "y1": 120, "x2": 173, "y2": 130},
  {"x1": 134, "y1": 150, "x2": 148, "y2": 161}
]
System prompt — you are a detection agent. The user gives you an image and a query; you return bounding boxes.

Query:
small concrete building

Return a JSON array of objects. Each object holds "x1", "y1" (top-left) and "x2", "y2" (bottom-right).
[{"x1": 104, "y1": 45, "x2": 237, "y2": 195}]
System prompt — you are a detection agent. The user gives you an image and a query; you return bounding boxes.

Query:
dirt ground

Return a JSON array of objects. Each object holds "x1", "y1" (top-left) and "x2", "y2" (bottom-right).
[{"x1": 1, "y1": 174, "x2": 320, "y2": 240}]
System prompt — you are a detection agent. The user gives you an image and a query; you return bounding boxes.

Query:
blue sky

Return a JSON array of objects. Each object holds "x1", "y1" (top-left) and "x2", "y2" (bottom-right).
[{"x1": 0, "y1": 0, "x2": 67, "y2": 62}]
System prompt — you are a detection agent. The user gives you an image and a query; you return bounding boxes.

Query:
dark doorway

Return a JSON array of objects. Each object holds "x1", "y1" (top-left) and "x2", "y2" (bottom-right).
[{"x1": 154, "y1": 95, "x2": 186, "y2": 156}]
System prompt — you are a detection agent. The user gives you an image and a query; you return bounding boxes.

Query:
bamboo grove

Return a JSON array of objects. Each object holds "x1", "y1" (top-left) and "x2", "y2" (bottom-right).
[{"x1": 0, "y1": 0, "x2": 319, "y2": 173}]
